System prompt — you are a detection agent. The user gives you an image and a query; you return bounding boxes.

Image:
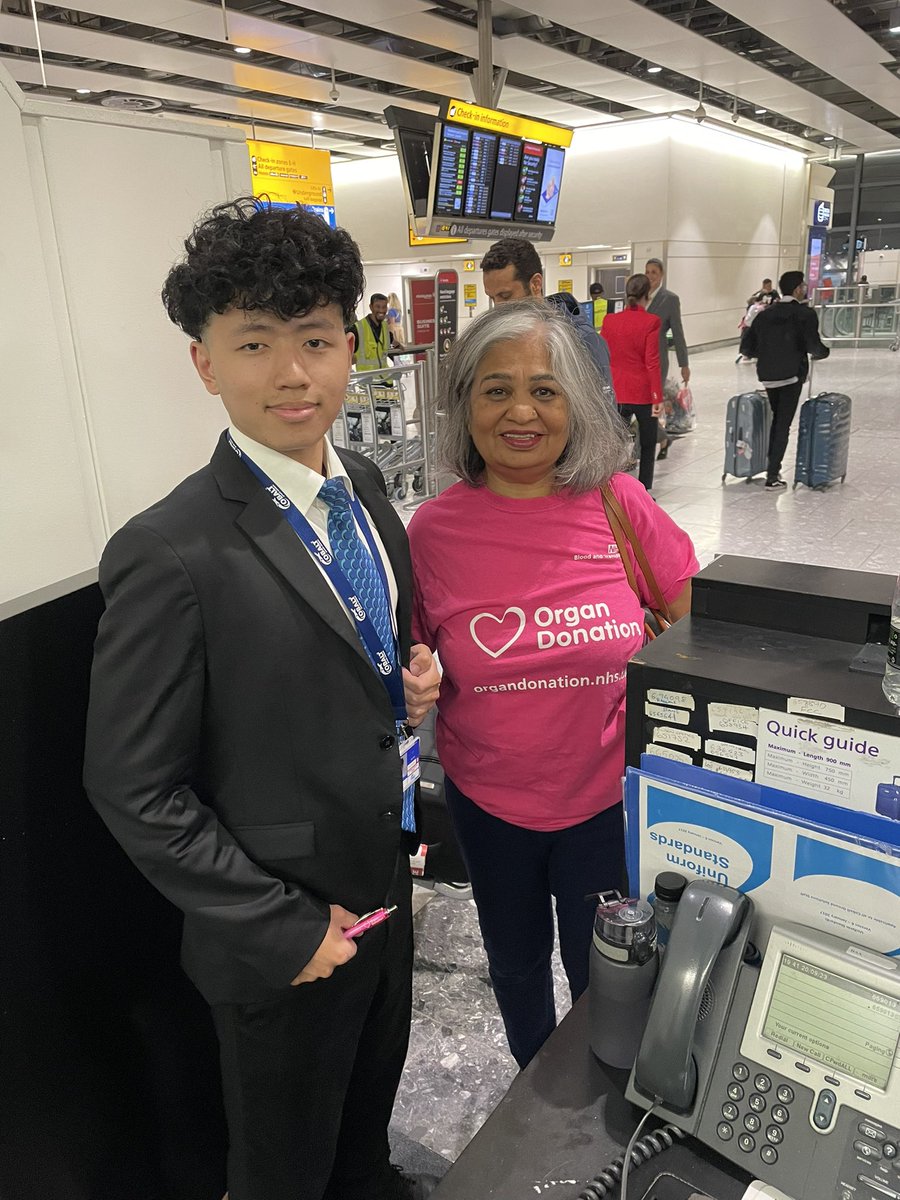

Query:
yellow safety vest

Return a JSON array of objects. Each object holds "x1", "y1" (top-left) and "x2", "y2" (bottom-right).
[
  {"x1": 592, "y1": 298, "x2": 608, "y2": 331},
  {"x1": 354, "y1": 317, "x2": 389, "y2": 371}
]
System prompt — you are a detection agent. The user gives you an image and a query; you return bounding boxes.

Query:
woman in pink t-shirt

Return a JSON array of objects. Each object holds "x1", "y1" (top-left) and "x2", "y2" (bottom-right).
[{"x1": 409, "y1": 302, "x2": 697, "y2": 1068}]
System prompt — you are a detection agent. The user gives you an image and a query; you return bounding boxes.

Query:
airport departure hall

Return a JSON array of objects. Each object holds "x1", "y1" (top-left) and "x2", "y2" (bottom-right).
[{"x1": 3, "y1": 3, "x2": 900, "y2": 1200}]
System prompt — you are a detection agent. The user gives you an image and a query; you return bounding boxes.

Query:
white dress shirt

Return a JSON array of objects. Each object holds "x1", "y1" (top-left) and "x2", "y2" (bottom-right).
[{"x1": 228, "y1": 426, "x2": 399, "y2": 634}]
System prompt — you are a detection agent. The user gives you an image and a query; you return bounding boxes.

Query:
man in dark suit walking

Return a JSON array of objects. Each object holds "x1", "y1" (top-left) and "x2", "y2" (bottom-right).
[
  {"x1": 645, "y1": 258, "x2": 691, "y2": 460},
  {"x1": 83, "y1": 199, "x2": 440, "y2": 1200},
  {"x1": 645, "y1": 257, "x2": 691, "y2": 391}
]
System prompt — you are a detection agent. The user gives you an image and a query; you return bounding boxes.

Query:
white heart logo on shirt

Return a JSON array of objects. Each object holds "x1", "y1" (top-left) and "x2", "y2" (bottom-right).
[{"x1": 469, "y1": 607, "x2": 526, "y2": 658}]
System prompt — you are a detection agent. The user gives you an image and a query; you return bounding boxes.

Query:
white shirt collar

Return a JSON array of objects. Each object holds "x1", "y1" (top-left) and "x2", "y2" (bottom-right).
[
  {"x1": 649, "y1": 285, "x2": 662, "y2": 303},
  {"x1": 228, "y1": 426, "x2": 353, "y2": 516}
]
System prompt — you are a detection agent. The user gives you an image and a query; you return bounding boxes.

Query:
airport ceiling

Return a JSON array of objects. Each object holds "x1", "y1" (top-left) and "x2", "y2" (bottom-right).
[{"x1": 2, "y1": 0, "x2": 900, "y2": 159}]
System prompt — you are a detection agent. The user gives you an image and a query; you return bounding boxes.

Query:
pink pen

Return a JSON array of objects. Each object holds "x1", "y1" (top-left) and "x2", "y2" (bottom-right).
[{"x1": 343, "y1": 905, "x2": 398, "y2": 939}]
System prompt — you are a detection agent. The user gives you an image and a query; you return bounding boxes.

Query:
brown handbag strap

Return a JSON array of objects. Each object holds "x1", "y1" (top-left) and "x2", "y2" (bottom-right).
[{"x1": 600, "y1": 484, "x2": 673, "y2": 622}]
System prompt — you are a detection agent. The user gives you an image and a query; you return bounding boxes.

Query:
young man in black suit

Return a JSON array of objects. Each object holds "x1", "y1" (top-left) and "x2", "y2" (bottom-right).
[
  {"x1": 740, "y1": 269, "x2": 830, "y2": 490},
  {"x1": 83, "y1": 199, "x2": 440, "y2": 1200}
]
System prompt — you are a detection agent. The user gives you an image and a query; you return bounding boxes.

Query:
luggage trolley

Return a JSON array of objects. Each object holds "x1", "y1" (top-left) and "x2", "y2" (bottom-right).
[{"x1": 340, "y1": 364, "x2": 428, "y2": 502}]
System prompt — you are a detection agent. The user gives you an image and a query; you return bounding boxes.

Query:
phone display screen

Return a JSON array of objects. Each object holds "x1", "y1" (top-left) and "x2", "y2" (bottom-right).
[{"x1": 762, "y1": 953, "x2": 900, "y2": 1089}]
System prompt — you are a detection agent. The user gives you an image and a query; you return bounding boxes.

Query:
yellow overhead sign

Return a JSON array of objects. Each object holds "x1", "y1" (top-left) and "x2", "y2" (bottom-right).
[
  {"x1": 408, "y1": 224, "x2": 468, "y2": 247},
  {"x1": 559, "y1": 253, "x2": 573, "y2": 267},
  {"x1": 248, "y1": 139, "x2": 334, "y2": 208},
  {"x1": 442, "y1": 99, "x2": 573, "y2": 148},
  {"x1": 464, "y1": 259, "x2": 476, "y2": 271}
]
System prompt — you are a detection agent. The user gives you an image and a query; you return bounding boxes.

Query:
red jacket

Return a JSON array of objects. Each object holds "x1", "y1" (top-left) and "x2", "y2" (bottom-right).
[{"x1": 602, "y1": 305, "x2": 662, "y2": 408}]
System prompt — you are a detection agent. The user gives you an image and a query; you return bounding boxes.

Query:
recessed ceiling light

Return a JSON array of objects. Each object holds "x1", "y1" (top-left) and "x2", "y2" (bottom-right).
[
  {"x1": 647, "y1": 65, "x2": 662, "y2": 74},
  {"x1": 755, "y1": 107, "x2": 767, "y2": 115},
  {"x1": 233, "y1": 45, "x2": 252, "y2": 55},
  {"x1": 76, "y1": 87, "x2": 91, "y2": 94},
  {"x1": 823, "y1": 135, "x2": 834, "y2": 141}
]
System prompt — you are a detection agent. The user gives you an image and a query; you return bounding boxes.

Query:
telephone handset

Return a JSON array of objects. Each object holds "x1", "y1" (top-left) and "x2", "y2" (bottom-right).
[
  {"x1": 625, "y1": 881, "x2": 900, "y2": 1200},
  {"x1": 631, "y1": 880, "x2": 752, "y2": 1116}
]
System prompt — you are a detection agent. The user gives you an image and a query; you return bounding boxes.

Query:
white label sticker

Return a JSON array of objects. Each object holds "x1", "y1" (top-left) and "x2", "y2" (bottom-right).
[
  {"x1": 708, "y1": 702, "x2": 759, "y2": 738},
  {"x1": 647, "y1": 689, "x2": 695, "y2": 711},
  {"x1": 645, "y1": 704, "x2": 691, "y2": 725},
  {"x1": 702, "y1": 757, "x2": 753, "y2": 781},
  {"x1": 704, "y1": 739, "x2": 757, "y2": 765},
  {"x1": 787, "y1": 696, "x2": 846, "y2": 722},
  {"x1": 648, "y1": 743, "x2": 694, "y2": 764},
  {"x1": 653, "y1": 726, "x2": 702, "y2": 752}
]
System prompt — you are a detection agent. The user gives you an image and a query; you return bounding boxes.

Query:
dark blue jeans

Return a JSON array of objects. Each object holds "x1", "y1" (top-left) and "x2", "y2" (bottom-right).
[{"x1": 444, "y1": 778, "x2": 626, "y2": 1068}]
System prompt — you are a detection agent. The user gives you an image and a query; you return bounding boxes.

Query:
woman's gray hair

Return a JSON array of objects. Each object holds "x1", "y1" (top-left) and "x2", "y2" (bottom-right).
[{"x1": 438, "y1": 301, "x2": 631, "y2": 492}]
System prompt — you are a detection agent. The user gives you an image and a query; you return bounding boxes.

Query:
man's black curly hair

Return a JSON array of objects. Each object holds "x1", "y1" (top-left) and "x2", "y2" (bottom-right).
[{"x1": 161, "y1": 197, "x2": 365, "y2": 339}]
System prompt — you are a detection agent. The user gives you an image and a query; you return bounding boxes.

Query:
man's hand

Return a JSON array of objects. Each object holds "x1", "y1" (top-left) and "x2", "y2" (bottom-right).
[
  {"x1": 402, "y1": 643, "x2": 441, "y2": 727},
  {"x1": 681, "y1": 365, "x2": 691, "y2": 384},
  {"x1": 291, "y1": 905, "x2": 359, "y2": 985}
]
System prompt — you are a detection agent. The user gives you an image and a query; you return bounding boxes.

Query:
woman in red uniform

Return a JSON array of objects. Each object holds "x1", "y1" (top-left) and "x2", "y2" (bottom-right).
[{"x1": 602, "y1": 273, "x2": 662, "y2": 492}]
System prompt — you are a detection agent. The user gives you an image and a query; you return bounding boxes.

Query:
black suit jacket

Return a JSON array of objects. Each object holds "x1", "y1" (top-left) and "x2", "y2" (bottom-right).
[{"x1": 84, "y1": 433, "x2": 413, "y2": 1004}]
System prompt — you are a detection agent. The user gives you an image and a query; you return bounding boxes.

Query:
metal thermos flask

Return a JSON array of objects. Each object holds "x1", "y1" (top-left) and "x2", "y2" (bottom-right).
[{"x1": 588, "y1": 892, "x2": 659, "y2": 1070}]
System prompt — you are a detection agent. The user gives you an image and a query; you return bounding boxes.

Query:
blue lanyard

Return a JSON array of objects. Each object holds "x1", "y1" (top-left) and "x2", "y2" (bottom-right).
[{"x1": 228, "y1": 434, "x2": 406, "y2": 723}]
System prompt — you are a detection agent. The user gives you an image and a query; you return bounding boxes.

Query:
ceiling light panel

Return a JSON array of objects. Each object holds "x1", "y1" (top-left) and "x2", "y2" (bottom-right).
[
  {"x1": 0, "y1": 11, "x2": 433, "y2": 117},
  {"x1": 508, "y1": 0, "x2": 899, "y2": 151},
  {"x1": 713, "y1": 0, "x2": 900, "y2": 120}
]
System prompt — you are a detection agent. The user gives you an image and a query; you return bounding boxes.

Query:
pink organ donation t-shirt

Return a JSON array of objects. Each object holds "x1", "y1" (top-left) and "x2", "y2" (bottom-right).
[{"x1": 408, "y1": 473, "x2": 698, "y2": 831}]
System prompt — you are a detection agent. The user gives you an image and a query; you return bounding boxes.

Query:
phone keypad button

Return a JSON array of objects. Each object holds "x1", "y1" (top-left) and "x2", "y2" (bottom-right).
[
  {"x1": 766, "y1": 1125, "x2": 784, "y2": 1145},
  {"x1": 776, "y1": 1085, "x2": 795, "y2": 1105},
  {"x1": 744, "y1": 1114, "x2": 762, "y2": 1133},
  {"x1": 732, "y1": 1063, "x2": 750, "y2": 1082},
  {"x1": 883, "y1": 1142, "x2": 897, "y2": 1160},
  {"x1": 727, "y1": 1083, "x2": 745, "y2": 1102},
  {"x1": 717, "y1": 1122, "x2": 735, "y2": 1142},
  {"x1": 748, "y1": 1093, "x2": 767, "y2": 1113},
  {"x1": 722, "y1": 1103, "x2": 739, "y2": 1122},
  {"x1": 754, "y1": 1073, "x2": 772, "y2": 1093},
  {"x1": 760, "y1": 1145, "x2": 779, "y2": 1166},
  {"x1": 738, "y1": 1133, "x2": 756, "y2": 1153},
  {"x1": 771, "y1": 1105, "x2": 790, "y2": 1124},
  {"x1": 854, "y1": 1140, "x2": 882, "y2": 1161}
]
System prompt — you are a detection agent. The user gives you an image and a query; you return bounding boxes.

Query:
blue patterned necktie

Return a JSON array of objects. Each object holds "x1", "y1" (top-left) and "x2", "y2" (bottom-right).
[{"x1": 318, "y1": 478, "x2": 415, "y2": 833}]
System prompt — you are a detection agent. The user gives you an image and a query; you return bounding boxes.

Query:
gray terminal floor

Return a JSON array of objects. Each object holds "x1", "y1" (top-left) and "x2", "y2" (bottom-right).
[{"x1": 389, "y1": 341, "x2": 900, "y2": 1169}]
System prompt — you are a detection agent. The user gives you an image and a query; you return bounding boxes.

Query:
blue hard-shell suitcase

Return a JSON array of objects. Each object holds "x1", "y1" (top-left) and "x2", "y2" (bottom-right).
[
  {"x1": 723, "y1": 391, "x2": 771, "y2": 483},
  {"x1": 793, "y1": 392, "x2": 851, "y2": 490}
]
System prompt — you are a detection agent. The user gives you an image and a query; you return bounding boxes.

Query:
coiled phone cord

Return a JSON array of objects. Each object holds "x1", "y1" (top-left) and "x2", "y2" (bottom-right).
[{"x1": 576, "y1": 1107, "x2": 685, "y2": 1200}]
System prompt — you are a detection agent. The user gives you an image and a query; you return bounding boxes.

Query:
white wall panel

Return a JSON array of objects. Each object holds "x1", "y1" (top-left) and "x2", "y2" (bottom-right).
[
  {"x1": 0, "y1": 72, "x2": 105, "y2": 606},
  {"x1": 35, "y1": 111, "x2": 249, "y2": 535}
]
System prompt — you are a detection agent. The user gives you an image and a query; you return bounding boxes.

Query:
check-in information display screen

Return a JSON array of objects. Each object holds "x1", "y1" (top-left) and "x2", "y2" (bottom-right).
[{"x1": 763, "y1": 954, "x2": 900, "y2": 1089}]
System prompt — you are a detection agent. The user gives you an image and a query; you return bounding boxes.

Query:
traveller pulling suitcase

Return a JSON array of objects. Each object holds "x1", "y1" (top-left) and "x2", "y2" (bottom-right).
[
  {"x1": 793, "y1": 364, "x2": 851, "y2": 491},
  {"x1": 722, "y1": 390, "x2": 771, "y2": 483}
]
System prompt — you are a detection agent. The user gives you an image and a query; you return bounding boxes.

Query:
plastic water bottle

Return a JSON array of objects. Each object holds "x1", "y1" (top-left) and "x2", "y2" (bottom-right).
[
  {"x1": 651, "y1": 870, "x2": 688, "y2": 949},
  {"x1": 884, "y1": 576, "x2": 900, "y2": 707}
]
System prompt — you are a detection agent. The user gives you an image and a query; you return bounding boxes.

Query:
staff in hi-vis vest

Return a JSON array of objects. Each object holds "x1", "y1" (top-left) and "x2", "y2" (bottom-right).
[
  {"x1": 589, "y1": 282, "x2": 608, "y2": 331},
  {"x1": 352, "y1": 293, "x2": 403, "y2": 372}
]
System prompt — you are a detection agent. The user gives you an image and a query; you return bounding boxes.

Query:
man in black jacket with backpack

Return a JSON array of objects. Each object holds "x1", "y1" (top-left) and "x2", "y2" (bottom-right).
[{"x1": 740, "y1": 269, "x2": 830, "y2": 490}]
